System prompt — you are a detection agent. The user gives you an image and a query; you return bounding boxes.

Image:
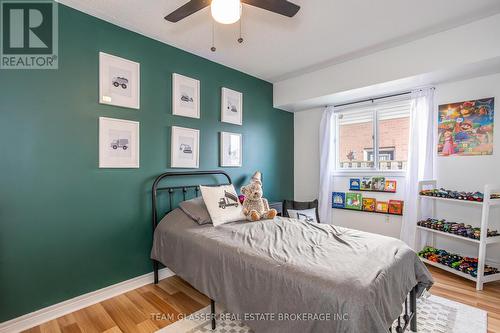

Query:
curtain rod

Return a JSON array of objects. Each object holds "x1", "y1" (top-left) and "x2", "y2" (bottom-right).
[{"x1": 331, "y1": 87, "x2": 435, "y2": 108}]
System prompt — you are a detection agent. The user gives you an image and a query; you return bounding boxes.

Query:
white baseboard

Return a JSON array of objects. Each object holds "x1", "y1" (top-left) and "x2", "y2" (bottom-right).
[{"x1": 0, "y1": 268, "x2": 174, "y2": 333}]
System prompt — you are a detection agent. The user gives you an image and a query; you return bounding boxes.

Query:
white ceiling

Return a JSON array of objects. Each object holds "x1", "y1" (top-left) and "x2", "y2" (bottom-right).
[{"x1": 58, "y1": 0, "x2": 500, "y2": 82}]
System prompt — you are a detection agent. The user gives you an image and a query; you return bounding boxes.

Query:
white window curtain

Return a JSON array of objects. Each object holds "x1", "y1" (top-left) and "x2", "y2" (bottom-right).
[
  {"x1": 400, "y1": 88, "x2": 436, "y2": 249},
  {"x1": 318, "y1": 106, "x2": 336, "y2": 224}
]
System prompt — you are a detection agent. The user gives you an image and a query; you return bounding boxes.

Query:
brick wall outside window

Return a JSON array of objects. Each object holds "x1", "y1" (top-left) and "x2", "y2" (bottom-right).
[{"x1": 339, "y1": 117, "x2": 409, "y2": 166}]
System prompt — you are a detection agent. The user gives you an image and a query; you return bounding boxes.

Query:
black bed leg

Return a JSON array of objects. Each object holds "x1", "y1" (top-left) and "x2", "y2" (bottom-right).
[
  {"x1": 410, "y1": 287, "x2": 417, "y2": 332},
  {"x1": 153, "y1": 260, "x2": 159, "y2": 284},
  {"x1": 211, "y1": 299, "x2": 216, "y2": 330}
]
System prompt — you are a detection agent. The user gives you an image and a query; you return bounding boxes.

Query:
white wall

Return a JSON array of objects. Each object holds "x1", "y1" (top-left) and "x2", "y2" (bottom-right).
[
  {"x1": 275, "y1": 13, "x2": 500, "y2": 111},
  {"x1": 294, "y1": 73, "x2": 500, "y2": 260}
]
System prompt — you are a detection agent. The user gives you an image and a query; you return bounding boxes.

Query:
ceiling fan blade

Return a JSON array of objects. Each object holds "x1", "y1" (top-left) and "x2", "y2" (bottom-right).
[
  {"x1": 165, "y1": 0, "x2": 211, "y2": 22},
  {"x1": 241, "y1": 0, "x2": 300, "y2": 17}
]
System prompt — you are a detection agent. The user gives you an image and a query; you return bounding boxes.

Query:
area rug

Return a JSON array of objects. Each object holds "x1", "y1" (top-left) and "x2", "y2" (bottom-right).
[{"x1": 157, "y1": 295, "x2": 487, "y2": 333}]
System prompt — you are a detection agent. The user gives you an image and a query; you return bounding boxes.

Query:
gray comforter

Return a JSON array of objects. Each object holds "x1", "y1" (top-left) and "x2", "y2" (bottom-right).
[{"x1": 151, "y1": 209, "x2": 433, "y2": 333}]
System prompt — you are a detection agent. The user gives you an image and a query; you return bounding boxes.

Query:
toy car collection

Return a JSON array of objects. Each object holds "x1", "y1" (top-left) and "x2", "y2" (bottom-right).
[
  {"x1": 418, "y1": 246, "x2": 499, "y2": 277},
  {"x1": 417, "y1": 218, "x2": 499, "y2": 240},
  {"x1": 419, "y1": 188, "x2": 500, "y2": 202}
]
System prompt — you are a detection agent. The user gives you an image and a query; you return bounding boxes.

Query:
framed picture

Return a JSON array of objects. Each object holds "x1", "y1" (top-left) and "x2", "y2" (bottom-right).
[
  {"x1": 345, "y1": 193, "x2": 362, "y2": 210},
  {"x1": 438, "y1": 98, "x2": 494, "y2": 156},
  {"x1": 332, "y1": 192, "x2": 346, "y2": 208},
  {"x1": 171, "y1": 126, "x2": 199, "y2": 168},
  {"x1": 221, "y1": 87, "x2": 243, "y2": 125},
  {"x1": 220, "y1": 132, "x2": 242, "y2": 167},
  {"x1": 99, "y1": 52, "x2": 140, "y2": 109},
  {"x1": 172, "y1": 73, "x2": 200, "y2": 119},
  {"x1": 99, "y1": 117, "x2": 139, "y2": 168}
]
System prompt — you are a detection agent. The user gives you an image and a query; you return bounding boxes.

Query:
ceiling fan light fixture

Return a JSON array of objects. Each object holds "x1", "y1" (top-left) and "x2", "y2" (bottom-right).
[{"x1": 211, "y1": 0, "x2": 241, "y2": 24}]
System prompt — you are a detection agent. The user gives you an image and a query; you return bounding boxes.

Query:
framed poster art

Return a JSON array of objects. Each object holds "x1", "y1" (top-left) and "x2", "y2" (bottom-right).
[
  {"x1": 221, "y1": 87, "x2": 243, "y2": 125},
  {"x1": 99, "y1": 117, "x2": 139, "y2": 168},
  {"x1": 99, "y1": 52, "x2": 140, "y2": 109},
  {"x1": 438, "y1": 98, "x2": 494, "y2": 156},
  {"x1": 220, "y1": 132, "x2": 242, "y2": 167},
  {"x1": 171, "y1": 126, "x2": 199, "y2": 168},
  {"x1": 172, "y1": 73, "x2": 200, "y2": 119}
]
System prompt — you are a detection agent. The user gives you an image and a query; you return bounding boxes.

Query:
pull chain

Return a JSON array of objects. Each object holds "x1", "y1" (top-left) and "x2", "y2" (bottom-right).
[
  {"x1": 211, "y1": 20, "x2": 216, "y2": 52},
  {"x1": 238, "y1": 8, "x2": 244, "y2": 44}
]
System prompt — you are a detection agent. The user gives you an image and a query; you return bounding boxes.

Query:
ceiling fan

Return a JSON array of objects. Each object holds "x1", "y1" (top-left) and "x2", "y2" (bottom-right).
[{"x1": 165, "y1": 0, "x2": 300, "y2": 24}]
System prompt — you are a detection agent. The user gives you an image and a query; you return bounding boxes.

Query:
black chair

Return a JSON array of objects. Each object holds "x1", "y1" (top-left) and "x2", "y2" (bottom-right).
[{"x1": 282, "y1": 199, "x2": 320, "y2": 223}]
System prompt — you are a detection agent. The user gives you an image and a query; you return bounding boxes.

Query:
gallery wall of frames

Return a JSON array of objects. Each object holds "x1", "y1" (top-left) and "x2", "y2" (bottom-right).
[
  {"x1": 98, "y1": 52, "x2": 245, "y2": 169},
  {"x1": 0, "y1": 4, "x2": 294, "y2": 323}
]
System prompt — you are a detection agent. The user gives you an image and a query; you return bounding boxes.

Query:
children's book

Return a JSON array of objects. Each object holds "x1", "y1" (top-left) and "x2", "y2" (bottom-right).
[
  {"x1": 384, "y1": 180, "x2": 397, "y2": 192},
  {"x1": 376, "y1": 201, "x2": 389, "y2": 213},
  {"x1": 388, "y1": 200, "x2": 404, "y2": 215},
  {"x1": 349, "y1": 178, "x2": 361, "y2": 190},
  {"x1": 362, "y1": 198, "x2": 376, "y2": 212},
  {"x1": 332, "y1": 192, "x2": 346, "y2": 208},
  {"x1": 345, "y1": 193, "x2": 362, "y2": 210},
  {"x1": 371, "y1": 177, "x2": 386, "y2": 191},
  {"x1": 360, "y1": 177, "x2": 372, "y2": 190}
]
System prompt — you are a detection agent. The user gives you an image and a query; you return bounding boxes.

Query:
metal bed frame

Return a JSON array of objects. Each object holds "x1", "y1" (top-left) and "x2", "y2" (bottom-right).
[{"x1": 151, "y1": 170, "x2": 418, "y2": 332}]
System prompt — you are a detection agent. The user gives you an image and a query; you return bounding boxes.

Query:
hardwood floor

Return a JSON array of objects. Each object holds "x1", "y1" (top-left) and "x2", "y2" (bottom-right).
[{"x1": 23, "y1": 266, "x2": 500, "y2": 333}]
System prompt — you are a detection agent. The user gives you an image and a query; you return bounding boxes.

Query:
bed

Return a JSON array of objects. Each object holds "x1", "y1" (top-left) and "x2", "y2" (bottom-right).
[{"x1": 150, "y1": 171, "x2": 433, "y2": 333}]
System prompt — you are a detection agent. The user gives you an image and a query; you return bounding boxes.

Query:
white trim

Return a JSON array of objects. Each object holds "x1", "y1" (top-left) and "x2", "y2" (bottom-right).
[
  {"x1": 0, "y1": 268, "x2": 174, "y2": 333},
  {"x1": 333, "y1": 170, "x2": 406, "y2": 177}
]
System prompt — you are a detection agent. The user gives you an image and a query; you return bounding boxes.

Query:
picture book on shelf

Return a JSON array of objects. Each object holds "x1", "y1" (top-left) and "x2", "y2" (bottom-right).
[
  {"x1": 371, "y1": 177, "x2": 386, "y2": 191},
  {"x1": 362, "y1": 198, "x2": 376, "y2": 212},
  {"x1": 332, "y1": 192, "x2": 346, "y2": 208},
  {"x1": 360, "y1": 177, "x2": 372, "y2": 190},
  {"x1": 388, "y1": 200, "x2": 404, "y2": 215},
  {"x1": 376, "y1": 201, "x2": 389, "y2": 213},
  {"x1": 384, "y1": 180, "x2": 397, "y2": 192},
  {"x1": 349, "y1": 178, "x2": 360, "y2": 190},
  {"x1": 345, "y1": 193, "x2": 362, "y2": 210}
]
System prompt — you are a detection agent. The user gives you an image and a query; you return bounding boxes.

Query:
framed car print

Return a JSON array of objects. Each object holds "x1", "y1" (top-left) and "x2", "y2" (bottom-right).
[
  {"x1": 172, "y1": 73, "x2": 200, "y2": 119},
  {"x1": 99, "y1": 117, "x2": 139, "y2": 168},
  {"x1": 171, "y1": 126, "x2": 199, "y2": 168},
  {"x1": 220, "y1": 132, "x2": 242, "y2": 167},
  {"x1": 99, "y1": 52, "x2": 140, "y2": 109},
  {"x1": 221, "y1": 87, "x2": 242, "y2": 125}
]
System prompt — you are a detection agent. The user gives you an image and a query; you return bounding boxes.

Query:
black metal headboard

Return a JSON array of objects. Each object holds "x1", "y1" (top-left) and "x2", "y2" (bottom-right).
[{"x1": 151, "y1": 170, "x2": 232, "y2": 232}]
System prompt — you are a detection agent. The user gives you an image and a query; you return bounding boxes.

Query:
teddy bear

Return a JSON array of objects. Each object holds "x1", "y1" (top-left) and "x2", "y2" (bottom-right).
[{"x1": 240, "y1": 171, "x2": 277, "y2": 221}]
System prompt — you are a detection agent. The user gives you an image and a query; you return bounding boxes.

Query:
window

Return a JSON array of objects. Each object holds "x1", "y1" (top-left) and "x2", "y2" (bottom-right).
[{"x1": 337, "y1": 99, "x2": 410, "y2": 171}]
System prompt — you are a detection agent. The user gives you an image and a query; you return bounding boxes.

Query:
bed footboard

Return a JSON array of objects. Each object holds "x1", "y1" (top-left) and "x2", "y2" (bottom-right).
[{"x1": 390, "y1": 285, "x2": 418, "y2": 332}]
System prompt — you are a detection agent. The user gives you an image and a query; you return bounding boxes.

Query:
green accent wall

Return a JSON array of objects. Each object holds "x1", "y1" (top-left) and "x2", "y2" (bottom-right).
[{"x1": 0, "y1": 4, "x2": 293, "y2": 321}]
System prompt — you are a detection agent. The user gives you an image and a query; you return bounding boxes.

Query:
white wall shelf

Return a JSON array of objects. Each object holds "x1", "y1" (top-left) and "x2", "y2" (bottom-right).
[{"x1": 417, "y1": 180, "x2": 500, "y2": 291}]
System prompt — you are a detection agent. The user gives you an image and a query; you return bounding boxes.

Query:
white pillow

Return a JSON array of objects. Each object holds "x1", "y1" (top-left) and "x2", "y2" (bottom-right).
[
  {"x1": 200, "y1": 184, "x2": 245, "y2": 226},
  {"x1": 287, "y1": 208, "x2": 318, "y2": 223}
]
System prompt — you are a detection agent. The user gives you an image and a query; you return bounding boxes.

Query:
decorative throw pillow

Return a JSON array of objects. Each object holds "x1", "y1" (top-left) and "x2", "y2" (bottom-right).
[
  {"x1": 200, "y1": 185, "x2": 246, "y2": 226},
  {"x1": 287, "y1": 208, "x2": 318, "y2": 223},
  {"x1": 179, "y1": 197, "x2": 212, "y2": 225}
]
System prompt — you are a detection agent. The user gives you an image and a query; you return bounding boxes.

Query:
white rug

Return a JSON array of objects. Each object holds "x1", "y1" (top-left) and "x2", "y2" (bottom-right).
[{"x1": 157, "y1": 295, "x2": 486, "y2": 333}]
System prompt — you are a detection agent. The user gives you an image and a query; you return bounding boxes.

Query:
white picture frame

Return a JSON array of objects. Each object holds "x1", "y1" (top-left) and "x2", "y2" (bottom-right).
[
  {"x1": 221, "y1": 87, "x2": 243, "y2": 125},
  {"x1": 220, "y1": 132, "x2": 242, "y2": 167},
  {"x1": 99, "y1": 117, "x2": 139, "y2": 168},
  {"x1": 171, "y1": 126, "x2": 200, "y2": 168},
  {"x1": 172, "y1": 73, "x2": 200, "y2": 119},
  {"x1": 99, "y1": 52, "x2": 140, "y2": 109}
]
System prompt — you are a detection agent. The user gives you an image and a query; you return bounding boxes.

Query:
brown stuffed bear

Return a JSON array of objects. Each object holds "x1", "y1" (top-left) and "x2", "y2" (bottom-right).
[{"x1": 241, "y1": 172, "x2": 277, "y2": 221}]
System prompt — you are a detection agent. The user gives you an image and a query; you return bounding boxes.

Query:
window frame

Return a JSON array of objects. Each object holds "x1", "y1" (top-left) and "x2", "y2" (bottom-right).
[{"x1": 333, "y1": 98, "x2": 410, "y2": 176}]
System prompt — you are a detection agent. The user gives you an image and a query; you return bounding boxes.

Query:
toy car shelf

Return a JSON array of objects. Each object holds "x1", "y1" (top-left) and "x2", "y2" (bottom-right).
[{"x1": 417, "y1": 180, "x2": 500, "y2": 291}]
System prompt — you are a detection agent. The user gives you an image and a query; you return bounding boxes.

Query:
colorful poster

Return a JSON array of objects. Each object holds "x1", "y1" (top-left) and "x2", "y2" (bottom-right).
[{"x1": 438, "y1": 98, "x2": 494, "y2": 156}]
